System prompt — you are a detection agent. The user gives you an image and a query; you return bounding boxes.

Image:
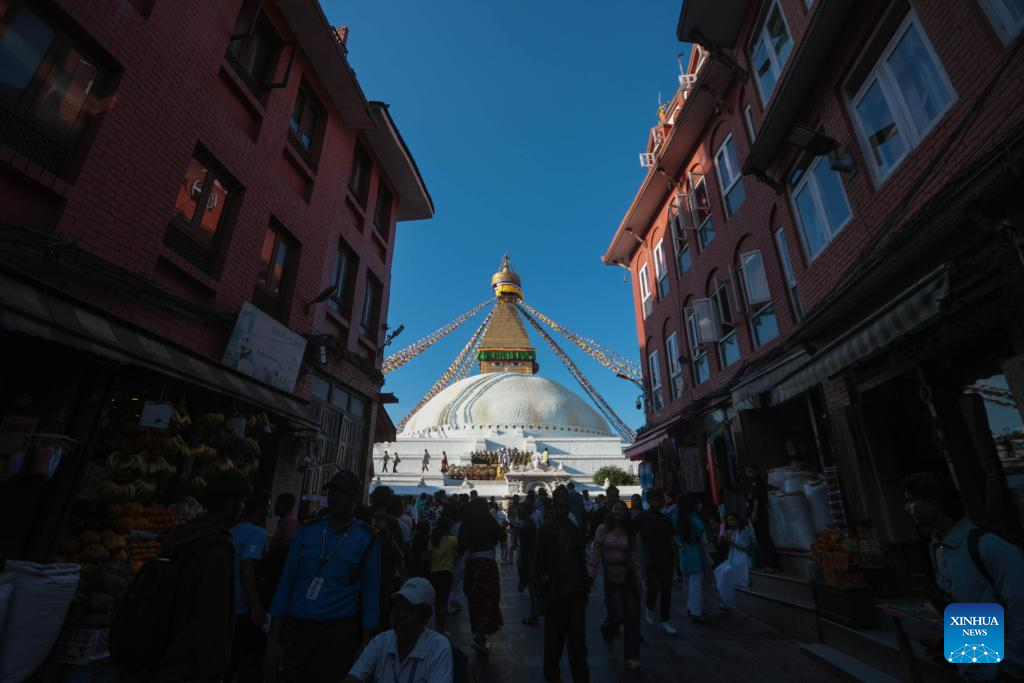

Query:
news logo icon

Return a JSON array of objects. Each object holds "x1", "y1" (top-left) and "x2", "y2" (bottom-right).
[{"x1": 945, "y1": 603, "x2": 1004, "y2": 665}]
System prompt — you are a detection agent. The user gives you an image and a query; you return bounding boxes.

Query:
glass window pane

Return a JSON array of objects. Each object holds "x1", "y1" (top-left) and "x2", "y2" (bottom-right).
[
  {"x1": 175, "y1": 158, "x2": 208, "y2": 225},
  {"x1": 692, "y1": 179, "x2": 712, "y2": 225},
  {"x1": 269, "y1": 239, "x2": 287, "y2": 293},
  {"x1": 767, "y1": 6, "x2": 792, "y2": 63},
  {"x1": 199, "y1": 177, "x2": 229, "y2": 235},
  {"x1": 349, "y1": 395, "x2": 366, "y2": 417},
  {"x1": 309, "y1": 376, "x2": 330, "y2": 401},
  {"x1": 695, "y1": 354, "x2": 710, "y2": 384},
  {"x1": 257, "y1": 228, "x2": 276, "y2": 285},
  {"x1": 331, "y1": 249, "x2": 349, "y2": 307},
  {"x1": 887, "y1": 23, "x2": 952, "y2": 135},
  {"x1": 699, "y1": 219, "x2": 715, "y2": 249},
  {"x1": 726, "y1": 181, "x2": 746, "y2": 216},
  {"x1": 855, "y1": 79, "x2": 907, "y2": 172},
  {"x1": 742, "y1": 252, "x2": 772, "y2": 305},
  {"x1": 752, "y1": 39, "x2": 775, "y2": 99},
  {"x1": 0, "y1": 7, "x2": 54, "y2": 94},
  {"x1": 721, "y1": 332, "x2": 741, "y2": 367},
  {"x1": 812, "y1": 160, "x2": 851, "y2": 231},
  {"x1": 678, "y1": 246, "x2": 692, "y2": 273},
  {"x1": 331, "y1": 386, "x2": 350, "y2": 411},
  {"x1": 775, "y1": 229, "x2": 797, "y2": 286},
  {"x1": 290, "y1": 89, "x2": 305, "y2": 133},
  {"x1": 752, "y1": 308, "x2": 780, "y2": 346},
  {"x1": 723, "y1": 139, "x2": 741, "y2": 180},
  {"x1": 32, "y1": 47, "x2": 98, "y2": 137},
  {"x1": 1007, "y1": 0, "x2": 1024, "y2": 23},
  {"x1": 795, "y1": 184, "x2": 829, "y2": 258}
]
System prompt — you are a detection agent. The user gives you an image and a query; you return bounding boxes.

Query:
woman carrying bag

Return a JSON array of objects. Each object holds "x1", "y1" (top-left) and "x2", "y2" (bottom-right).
[{"x1": 587, "y1": 499, "x2": 644, "y2": 671}]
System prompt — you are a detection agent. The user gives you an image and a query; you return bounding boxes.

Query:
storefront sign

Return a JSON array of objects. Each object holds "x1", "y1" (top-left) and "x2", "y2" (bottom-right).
[{"x1": 222, "y1": 302, "x2": 307, "y2": 392}]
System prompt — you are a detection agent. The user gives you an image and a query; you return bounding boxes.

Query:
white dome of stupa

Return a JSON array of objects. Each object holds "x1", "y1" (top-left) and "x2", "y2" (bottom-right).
[{"x1": 401, "y1": 372, "x2": 612, "y2": 437}]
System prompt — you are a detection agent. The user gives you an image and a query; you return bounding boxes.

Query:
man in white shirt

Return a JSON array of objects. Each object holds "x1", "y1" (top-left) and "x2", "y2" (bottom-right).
[{"x1": 344, "y1": 577, "x2": 453, "y2": 683}]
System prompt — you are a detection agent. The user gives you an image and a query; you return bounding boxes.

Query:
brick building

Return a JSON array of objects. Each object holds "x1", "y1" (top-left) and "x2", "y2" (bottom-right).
[
  {"x1": 0, "y1": 0, "x2": 432, "y2": 561},
  {"x1": 605, "y1": 0, "x2": 1024, "y2": 673}
]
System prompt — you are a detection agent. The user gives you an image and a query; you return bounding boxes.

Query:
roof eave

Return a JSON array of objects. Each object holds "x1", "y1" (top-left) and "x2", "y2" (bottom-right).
[
  {"x1": 677, "y1": 0, "x2": 750, "y2": 46},
  {"x1": 366, "y1": 102, "x2": 434, "y2": 221}
]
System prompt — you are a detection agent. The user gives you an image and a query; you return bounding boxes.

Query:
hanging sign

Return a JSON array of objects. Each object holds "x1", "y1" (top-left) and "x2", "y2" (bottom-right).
[{"x1": 139, "y1": 402, "x2": 173, "y2": 429}]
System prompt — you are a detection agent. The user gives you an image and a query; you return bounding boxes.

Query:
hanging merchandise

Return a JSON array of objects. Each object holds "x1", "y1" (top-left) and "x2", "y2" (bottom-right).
[
  {"x1": 767, "y1": 491, "x2": 793, "y2": 550},
  {"x1": 681, "y1": 446, "x2": 704, "y2": 493},
  {"x1": 822, "y1": 466, "x2": 848, "y2": 531},
  {"x1": 802, "y1": 479, "x2": 834, "y2": 533},
  {"x1": 706, "y1": 441, "x2": 720, "y2": 507},
  {"x1": 778, "y1": 492, "x2": 817, "y2": 551}
]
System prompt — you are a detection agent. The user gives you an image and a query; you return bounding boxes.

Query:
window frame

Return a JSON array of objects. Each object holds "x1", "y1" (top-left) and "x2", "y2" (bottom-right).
[
  {"x1": 373, "y1": 180, "x2": 394, "y2": 240},
  {"x1": 738, "y1": 250, "x2": 779, "y2": 348},
  {"x1": 847, "y1": 11, "x2": 957, "y2": 183},
  {"x1": 774, "y1": 228, "x2": 804, "y2": 321},
  {"x1": 349, "y1": 139, "x2": 373, "y2": 208},
  {"x1": 691, "y1": 173, "x2": 715, "y2": 249},
  {"x1": 329, "y1": 240, "x2": 357, "y2": 315},
  {"x1": 360, "y1": 273, "x2": 384, "y2": 340},
  {"x1": 686, "y1": 309, "x2": 711, "y2": 385},
  {"x1": 648, "y1": 348, "x2": 664, "y2": 412},
  {"x1": 228, "y1": 9, "x2": 282, "y2": 89},
  {"x1": 743, "y1": 105, "x2": 757, "y2": 143},
  {"x1": 289, "y1": 80, "x2": 326, "y2": 159},
  {"x1": 638, "y1": 262, "x2": 653, "y2": 318},
  {"x1": 171, "y1": 151, "x2": 239, "y2": 247},
  {"x1": 980, "y1": 0, "x2": 1024, "y2": 43},
  {"x1": 714, "y1": 135, "x2": 746, "y2": 218},
  {"x1": 253, "y1": 223, "x2": 298, "y2": 321},
  {"x1": 749, "y1": 1, "x2": 795, "y2": 104},
  {"x1": 711, "y1": 279, "x2": 740, "y2": 368},
  {"x1": 654, "y1": 239, "x2": 670, "y2": 299},
  {"x1": 789, "y1": 155, "x2": 853, "y2": 261},
  {"x1": 666, "y1": 331, "x2": 684, "y2": 401}
]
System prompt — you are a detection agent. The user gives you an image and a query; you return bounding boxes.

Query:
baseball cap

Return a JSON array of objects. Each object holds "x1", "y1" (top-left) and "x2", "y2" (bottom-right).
[
  {"x1": 390, "y1": 577, "x2": 435, "y2": 607},
  {"x1": 323, "y1": 469, "x2": 361, "y2": 492}
]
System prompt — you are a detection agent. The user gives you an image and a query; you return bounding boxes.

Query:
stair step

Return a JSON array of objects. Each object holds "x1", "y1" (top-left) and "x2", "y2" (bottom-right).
[
  {"x1": 749, "y1": 570, "x2": 816, "y2": 603},
  {"x1": 818, "y1": 617, "x2": 958, "y2": 683},
  {"x1": 735, "y1": 586, "x2": 819, "y2": 643},
  {"x1": 801, "y1": 643, "x2": 903, "y2": 683}
]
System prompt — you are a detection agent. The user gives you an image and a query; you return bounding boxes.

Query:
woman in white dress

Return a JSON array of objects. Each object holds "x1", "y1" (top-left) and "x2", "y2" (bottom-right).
[{"x1": 714, "y1": 513, "x2": 754, "y2": 609}]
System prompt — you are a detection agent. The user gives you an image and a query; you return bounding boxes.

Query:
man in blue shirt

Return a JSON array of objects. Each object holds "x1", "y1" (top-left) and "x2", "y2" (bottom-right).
[
  {"x1": 263, "y1": 470, "x2": 381, "y2": 683},
  {"x1": 226, "y1": 489, "x2": 270, "y2": 682}
]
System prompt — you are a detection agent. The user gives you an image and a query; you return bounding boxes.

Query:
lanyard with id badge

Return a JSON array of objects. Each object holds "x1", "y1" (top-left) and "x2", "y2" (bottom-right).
[{"x1": 306, "y1": 523, "x2": 348, "y2": 600}]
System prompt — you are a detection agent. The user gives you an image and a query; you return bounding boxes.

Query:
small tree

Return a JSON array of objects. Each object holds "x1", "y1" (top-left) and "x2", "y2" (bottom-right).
[{"x1": 592, "y1": 466, "x2": 638, "y2": 487}]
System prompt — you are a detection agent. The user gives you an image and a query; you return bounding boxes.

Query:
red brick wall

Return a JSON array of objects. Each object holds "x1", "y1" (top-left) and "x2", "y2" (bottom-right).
[{"x1": 0, "y1": 0, "x2": 404, "y2": 401}]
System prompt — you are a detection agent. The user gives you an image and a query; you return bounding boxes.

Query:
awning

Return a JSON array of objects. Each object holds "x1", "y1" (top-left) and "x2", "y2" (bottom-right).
[
  {"x1": 374, "y1": 405, "x2": 397, "y2": 443},
  {"x1": 624, "y1": 411, "x2": 690, "y2": 461},
  {"x1": 730, "y1": 349, "x2": 810, "y2": 410},
  {"x1": 0, "y1": 273, "x2": 317, "y2": 428},
  {"x1": 769, "y1": 265, "x2": 951, "y2": 405}
]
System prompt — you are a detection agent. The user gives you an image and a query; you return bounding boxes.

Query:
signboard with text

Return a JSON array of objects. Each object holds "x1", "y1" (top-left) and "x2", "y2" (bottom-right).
[{"x1": 222, "y1": 302, "x2": 306, "y2": 392}]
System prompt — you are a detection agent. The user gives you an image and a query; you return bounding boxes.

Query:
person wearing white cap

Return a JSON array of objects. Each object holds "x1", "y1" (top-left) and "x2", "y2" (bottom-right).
[{"x1": 344, "y1": 577, "x2": 453, "y2": 683}]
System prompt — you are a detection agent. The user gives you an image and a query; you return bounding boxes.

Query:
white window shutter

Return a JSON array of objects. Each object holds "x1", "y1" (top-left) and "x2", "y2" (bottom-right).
[
  {"x1": 741, "y1": 252, "x2": 772, "y2": 306},
  {"x1": 693, "y1": 298, "x2": 720, "y2": 343}
]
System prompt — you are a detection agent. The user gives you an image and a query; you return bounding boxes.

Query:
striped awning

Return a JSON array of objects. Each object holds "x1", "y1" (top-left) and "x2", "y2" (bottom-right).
[
  {"x1": 0, "y1": 273, "x2": 316, "y2": 427},
  {"x1": 770, "y1": 265, "x2": 951, "y2": 405}
]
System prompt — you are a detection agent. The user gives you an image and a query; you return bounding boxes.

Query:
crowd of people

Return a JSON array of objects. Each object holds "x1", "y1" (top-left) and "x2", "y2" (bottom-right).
[{"x1": 107, "y1": 464, "x2": 1024, "y2": 683}]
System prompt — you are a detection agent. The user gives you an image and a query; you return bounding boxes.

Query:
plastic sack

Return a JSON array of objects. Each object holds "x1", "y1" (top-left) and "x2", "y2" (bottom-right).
[
  {"x1": 767, "y1": 491, "x2": 792, "y2": 549},
  {"x1": 803, "y1": 480, "x2": 834, "y2": 533},
  {"x1": 0, "y1": 561, "x2": 80, "y2": 682},
  {"x1": 779, "y1": 493, "x2": 817, "y2": 551},
  {"x1": 782, "y1": 471, "x2": 817, "y2": 494},
  {"x1": 767, "y1": 466, "x2": 796, "y2": 490}
]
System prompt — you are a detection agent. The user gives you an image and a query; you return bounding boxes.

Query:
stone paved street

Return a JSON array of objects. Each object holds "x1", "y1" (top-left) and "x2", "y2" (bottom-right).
[{"x1": 445, "y1": 560, "x2": 842, "y2": 683}]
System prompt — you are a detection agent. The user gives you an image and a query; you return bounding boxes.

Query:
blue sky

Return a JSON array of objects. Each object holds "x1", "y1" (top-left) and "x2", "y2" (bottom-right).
[{"x1": 323, "y1": 1, "x2": 687, "y2": 433}]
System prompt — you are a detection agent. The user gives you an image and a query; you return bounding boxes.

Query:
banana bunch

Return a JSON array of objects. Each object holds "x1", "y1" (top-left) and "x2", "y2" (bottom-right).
[
  {"x1": 187, "y1": 445, "x2": 217, "y2": 461},
  {"x1": 238, "y1": 438, "x2": 262, "y2": 459},
  {"x1": 247, "y1": 413, "x2": 271, "y2": 433},
  {"x1": 189, "y1": 476, "x2": 208, "y2": 494},
  {"x1": 169, "y1": 405, "x2": 191, "y2": 431},
  {"x1": 163, "y1": 435, "x2": 189, "y2": 459},
  {"x1": 235, "y1": 459, "x2": 261, "y2": 476},
  {"x1": 98, "y1": 480, "x2": 137, "y2": 502},
  {"x1": 140, "y1": 454, "x2": 176, "y2": 480},
  {"x1": 208, "y1": 454, "x2": 235, "y2": 473},
  {"x1": 107, "y1": 452, "x2": 144, "y2": 475},
  {"x1": 200, "y1": 413, "x2": 226, "y2": 432}
]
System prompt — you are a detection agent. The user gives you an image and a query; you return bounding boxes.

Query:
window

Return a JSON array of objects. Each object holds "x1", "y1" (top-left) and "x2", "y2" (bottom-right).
[
  {"x1": 349, "y1": 140, "x2": 372, "y2": 207},
  {"x1": 791, "y1": 156, "x2": 852, "y2": 259},
  {"x1": 714, "y1": 136, "x2": 746, "y2": 218},
  {"x1": 228, "y1": 9, "x2": 281, "y2": 88},
  {"x1": 648, "y1": 349, "x2": 664, "y2": 412},
  {"x1": 677, "y1": 242, "x2": 693, "y2": 274},
  {"x1": 638, "y1": 263, "x2": 653, "y2": 318},
  {"x1": 373, "y1": 181, "x2": 394, "y2": 239},
  {"x1": 172, "y1": 153, "x2": 237, "y2": 243},
  {"x1": 329, "y1": 241, "x2": 356, "y2": 314},
  {"x1": 666, "y1": 331, "x2": 684, "y2": 401},
  {"x1": 289, "y1": 82, "x2": 325, "y2": 155},
  {"x1": 848, "y1": 13, "x2": 955, "y2": 180},
  {"x1": 360, "y1": 274, "x2": 383, "y2": 339},
  {"x1": 749, "y1": 2, "x2": 793, "y2": 104},
  {"x1": 711, "y1": 280, "x2": 740, "y2": 368},
  {"x1": 254, "y1": 224, "x2": 297, "y2": 320},
  {"x1": 654, "y1": 240, "x2": 670, "y2": 299},
  {"x1": 692, "y1": 174, "x2": 714, "y2": 249},
  {"x1": 0, "y1": 2, "x2": 106, "y2": 174},
  {"x1": 775, "y1": 228, "x2": 804, "y2": 320},
  {"x1": 743, "y1": 105, "x2": 757, "y2": 142},
  {"x1": 686, "y1": 309, "x2": 711, "y2": 385},
  {"x1": 738, "y1": 251, "x2": 779, "y2": 347},
  {"x1": 981, "y1": 0, "x2": 1024, "y2": 43}
]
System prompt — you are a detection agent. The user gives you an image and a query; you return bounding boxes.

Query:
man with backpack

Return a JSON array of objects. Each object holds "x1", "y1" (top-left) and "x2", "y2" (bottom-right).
[
  {"x1": 903, "y1": 471, "x2": 1024, "y2": 681},
  {"x1": 226, "y1": 489, "x2": 271, "y2": 681},
  {"x1": 112, "y1": 471, "x2": 249, "y2": 682},
  {"x1": 264, "y1": 469, "x2": 381, "y2": 683}
]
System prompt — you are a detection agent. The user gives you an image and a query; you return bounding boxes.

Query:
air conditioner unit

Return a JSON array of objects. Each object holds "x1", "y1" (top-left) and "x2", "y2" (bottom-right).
[
  {"x1": 639, "y1": 152, "x2": 656, "y2": 168},
  {"x1": 679, "y1": 73, "x2": 698, "y2": 90}
]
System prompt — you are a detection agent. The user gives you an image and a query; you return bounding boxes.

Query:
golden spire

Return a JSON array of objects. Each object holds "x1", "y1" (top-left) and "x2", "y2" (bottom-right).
[
  {"x1": 480, "y1": 254, "x2": 536, "y2": 375},
  {"x1": 490, "y1": 252, "x2": 523, "y2": 302}
]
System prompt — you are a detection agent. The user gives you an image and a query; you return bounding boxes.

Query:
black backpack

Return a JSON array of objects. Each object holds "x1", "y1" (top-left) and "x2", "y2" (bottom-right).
[{"x1": 109, "y1": 532, "x2": 230, "y2": 674}]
